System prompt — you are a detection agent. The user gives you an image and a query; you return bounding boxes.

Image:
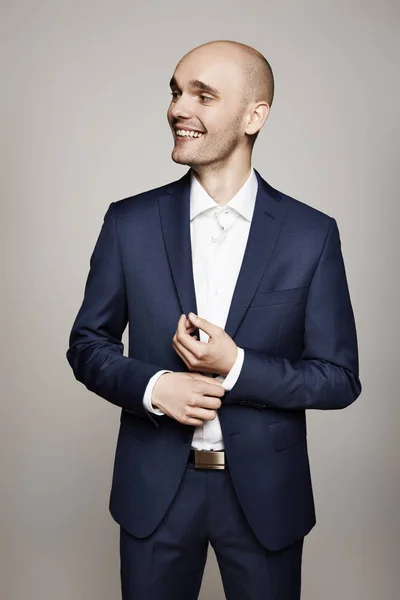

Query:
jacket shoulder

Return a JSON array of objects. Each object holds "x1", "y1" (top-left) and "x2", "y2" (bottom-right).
[
  {"x1": 111, "y1": 179, "x2": 176, "y2": 216},
  {"x1": 257, "y1": 170, "x2": 335, "y2": 227},
  {"x1": 274, "y1": 185, "x2": 334, "y2": 226},
  {"x1": 259, "y1": 177, "x2": 337, "y2": 250}
]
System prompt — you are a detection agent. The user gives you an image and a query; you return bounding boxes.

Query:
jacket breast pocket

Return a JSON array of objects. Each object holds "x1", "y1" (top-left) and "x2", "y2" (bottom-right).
[{"x1": 250, "y1": 285, "x2": 309, "y2": 309}]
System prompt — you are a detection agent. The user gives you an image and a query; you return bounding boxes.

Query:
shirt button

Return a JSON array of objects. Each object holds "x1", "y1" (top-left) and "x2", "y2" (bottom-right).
[{"x1": 211, "y1": 236, "x2": 217, "y2": 242}]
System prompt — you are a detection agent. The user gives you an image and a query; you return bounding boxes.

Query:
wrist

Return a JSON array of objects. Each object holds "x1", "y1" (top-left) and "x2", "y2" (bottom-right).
[
  {"x1": 220, "y1": 347, "x2": 238, "y2": 377},
  {"x1": 152, "y1": 372, "x2": 172, "y2": 409}
]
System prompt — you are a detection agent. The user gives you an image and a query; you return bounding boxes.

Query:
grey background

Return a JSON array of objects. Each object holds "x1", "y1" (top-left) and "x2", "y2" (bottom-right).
[{"x1": 1, "y1": 1, "x2": 399, "y2": 598}]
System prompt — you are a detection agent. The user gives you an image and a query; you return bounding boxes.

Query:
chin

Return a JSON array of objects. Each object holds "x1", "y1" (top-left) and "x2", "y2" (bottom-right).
[{"x1": 171, "y1": 151, "x2": 192, "y2": 166}]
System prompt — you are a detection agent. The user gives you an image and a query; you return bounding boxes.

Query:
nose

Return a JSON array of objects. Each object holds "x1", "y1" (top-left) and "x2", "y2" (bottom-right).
[{"x1": 169, "y1": 94, "x2": 193, "y2": 120}]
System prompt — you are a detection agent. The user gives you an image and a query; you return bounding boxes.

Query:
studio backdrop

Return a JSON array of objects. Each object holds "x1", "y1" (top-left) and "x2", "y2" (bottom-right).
[{"x1": 1, "y1": 1, "x2": 399, "y2": 599}]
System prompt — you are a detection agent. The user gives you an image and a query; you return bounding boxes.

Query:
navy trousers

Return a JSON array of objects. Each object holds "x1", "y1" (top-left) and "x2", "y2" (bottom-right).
[{"x1": 120, "y1": 457, "x2": 304, "y2": 599}]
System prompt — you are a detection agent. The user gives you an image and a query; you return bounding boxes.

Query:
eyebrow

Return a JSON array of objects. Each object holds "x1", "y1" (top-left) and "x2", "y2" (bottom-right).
[{"x1": 169, "y1": 76, "x2": 221, "y2": 97}]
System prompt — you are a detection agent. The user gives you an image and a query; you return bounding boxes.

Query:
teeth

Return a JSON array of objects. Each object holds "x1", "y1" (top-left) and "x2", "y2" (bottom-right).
[{"x1": 176, "y1": 129, "x2": 204, "y2": 138}]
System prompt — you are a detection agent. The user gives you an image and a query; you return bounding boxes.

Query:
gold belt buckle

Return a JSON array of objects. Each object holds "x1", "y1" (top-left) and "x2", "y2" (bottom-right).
[{"x1": 194, "y1": 449, "x2": 225, "y2": 470}]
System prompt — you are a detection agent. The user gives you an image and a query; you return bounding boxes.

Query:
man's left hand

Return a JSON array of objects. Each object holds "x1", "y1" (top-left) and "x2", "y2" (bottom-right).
[{"x1": 172, "y1": 313, "x2": 238, "y2": 377}]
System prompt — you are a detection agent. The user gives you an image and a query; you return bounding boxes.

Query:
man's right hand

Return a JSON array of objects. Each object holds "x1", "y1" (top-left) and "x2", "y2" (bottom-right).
[{"x1": 151, "y1": 372, "x2": 225, "y2": 426}]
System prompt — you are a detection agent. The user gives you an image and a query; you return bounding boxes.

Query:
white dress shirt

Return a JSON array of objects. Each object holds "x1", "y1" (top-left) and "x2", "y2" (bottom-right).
[{"x1": 143, "y1": 167, "x2": 258, "y2": 450}]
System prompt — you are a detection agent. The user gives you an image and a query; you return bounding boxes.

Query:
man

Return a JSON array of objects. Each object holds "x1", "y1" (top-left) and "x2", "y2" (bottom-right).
[{"x1": 67, "y1": 40, "x2": 361, "y2": 599}]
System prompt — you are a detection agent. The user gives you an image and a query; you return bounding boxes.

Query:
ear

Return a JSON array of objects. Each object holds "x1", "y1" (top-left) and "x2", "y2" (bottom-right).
[{"x1": 245, "y1": 102, "x2": 270, "y2": 135}]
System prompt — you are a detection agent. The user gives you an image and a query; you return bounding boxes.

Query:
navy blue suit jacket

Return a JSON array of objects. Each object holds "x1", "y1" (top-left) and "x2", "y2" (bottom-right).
[{"x1": 66, "y1": 168, "x2": 361, "y2": 551}]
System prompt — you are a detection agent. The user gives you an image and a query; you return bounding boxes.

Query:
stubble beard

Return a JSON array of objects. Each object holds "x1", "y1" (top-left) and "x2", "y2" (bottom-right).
[{"x1": 171, "y1": 128, "x2": 241, "y2": 169}]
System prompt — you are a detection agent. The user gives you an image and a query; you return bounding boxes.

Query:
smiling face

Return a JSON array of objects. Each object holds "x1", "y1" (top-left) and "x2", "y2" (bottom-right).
[{"x1": 167, "y1": 45, "x2": 251, "y2": 169}]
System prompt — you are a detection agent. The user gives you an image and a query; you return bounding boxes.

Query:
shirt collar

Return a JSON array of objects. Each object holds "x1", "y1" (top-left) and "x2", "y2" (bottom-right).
[{"x1": 189, "y1": 167, "x2": 258, "y2": 222}]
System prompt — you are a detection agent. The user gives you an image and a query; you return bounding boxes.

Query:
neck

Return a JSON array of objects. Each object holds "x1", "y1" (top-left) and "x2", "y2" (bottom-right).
[{"x1": 191, "y1": 159, "x2": 252, "y2": 206}]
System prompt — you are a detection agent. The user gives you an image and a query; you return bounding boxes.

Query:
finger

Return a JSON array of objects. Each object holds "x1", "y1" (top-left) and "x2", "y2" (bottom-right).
[
  {"x1": 177, "y1": 313, "x2": 188, "y2": 333},
  {"x1": 176, "y1": 314, "x2": 190, "y2": 337},
  {"x1": 176, "y1": 316, "x2": 201, "y2": 353},
  {"x1": 178, "y1": 314, "x2": 198, "y2": 342},
  {"x1": 189, "y1": 374, "x2": 226, "y2": 397},
  {"x1": 190, "y1": 373, "x2": 225, "y2": 387},
  {"x1": 176, "y1": 326, "x2": 205, "y2": 356},
  {"x1": 187, "y1": 407, "x2": 217, "y2": 421},
  {"x1": 194, "y1": 395, "x2": 222, "y2": 409},
  {"x1": 188, "y1": 313, "x2": 220, "y2": 338},
  {"x1": 185, "y1": 317, "x2": 196, "y2": 332},
  {"x1": 184, "y1": 417, "x2": 205, "y2": 426},
  {"x1": 175, "y1": 315, "x2": 200, "y2": 346},
  {"x1": 173, "y1": 339, "x2": 196, "y2": 369},
  {"x1": 202, "y1": 382, "x2": 226, "y2": 397}
]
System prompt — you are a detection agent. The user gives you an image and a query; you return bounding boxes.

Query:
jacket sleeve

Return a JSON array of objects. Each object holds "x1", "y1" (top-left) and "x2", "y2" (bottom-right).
[
  {"x1": 66, "y1": 202, "x2": 166, "y2": 426},
  {"x1": 222, "y1": 217, "x2": 362, "y2": 411}
]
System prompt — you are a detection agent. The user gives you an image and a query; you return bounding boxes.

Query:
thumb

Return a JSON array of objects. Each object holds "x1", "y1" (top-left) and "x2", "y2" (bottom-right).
[{"x1": 188, "y1": 313, "x2": 218, "y2": 337}]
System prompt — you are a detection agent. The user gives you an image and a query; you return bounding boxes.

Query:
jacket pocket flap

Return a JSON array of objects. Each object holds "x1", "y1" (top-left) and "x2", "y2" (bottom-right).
[
  {"x1": 251, "y1": 286, "x2": 309, "y2": 308},
  {"x1": 269, "y1": 417, "x2": 307, "y2": 451}
]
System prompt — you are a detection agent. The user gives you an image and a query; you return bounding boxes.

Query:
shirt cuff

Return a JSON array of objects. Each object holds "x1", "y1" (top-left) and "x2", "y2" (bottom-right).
[
  {"x1": 143, "y1": 369, "x2": 172, "y2": 415},
  {"x1": 214, "y1": 347, "x2": 244, "y2": 391}
]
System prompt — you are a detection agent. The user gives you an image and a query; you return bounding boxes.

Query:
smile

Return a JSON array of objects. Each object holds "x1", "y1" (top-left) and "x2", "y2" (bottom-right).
[{"x1": 175, "y1": 129, "x2": 204, "y2": 139}]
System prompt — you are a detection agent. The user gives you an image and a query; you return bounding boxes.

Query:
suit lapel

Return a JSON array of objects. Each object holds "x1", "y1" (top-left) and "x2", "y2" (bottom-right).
[
  {"x1": 158, "y1": 170, "x2": 198, "y2": 322},
  {"x1": 224, "y1": 170, "x2": 288, "y2": 339},
  {"x1": 158, "y1": 168, "x2": 288, "y2": 341}
]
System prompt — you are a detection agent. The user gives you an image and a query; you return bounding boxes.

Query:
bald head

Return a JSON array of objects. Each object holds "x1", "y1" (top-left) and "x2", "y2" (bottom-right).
[
  {"x1": 180, "y1": 40, "x2": 274, "y2": 109},
  {"x1": 168, "y1": 40, "x2": 273, "y2": 166}
]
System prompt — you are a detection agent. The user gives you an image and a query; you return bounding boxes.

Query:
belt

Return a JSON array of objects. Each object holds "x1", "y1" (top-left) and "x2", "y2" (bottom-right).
[{"x1": 188, "y1": 448, "x2": 227, "y2": 470}]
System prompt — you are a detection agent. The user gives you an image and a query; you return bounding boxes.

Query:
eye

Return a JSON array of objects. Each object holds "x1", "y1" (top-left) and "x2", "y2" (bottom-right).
[
  {"x1": 170, "y1": 90, "x2": 180, "y2": 101},
  {"x1": 199, "y1": 95, "x2": 212, "y2": 102}
]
